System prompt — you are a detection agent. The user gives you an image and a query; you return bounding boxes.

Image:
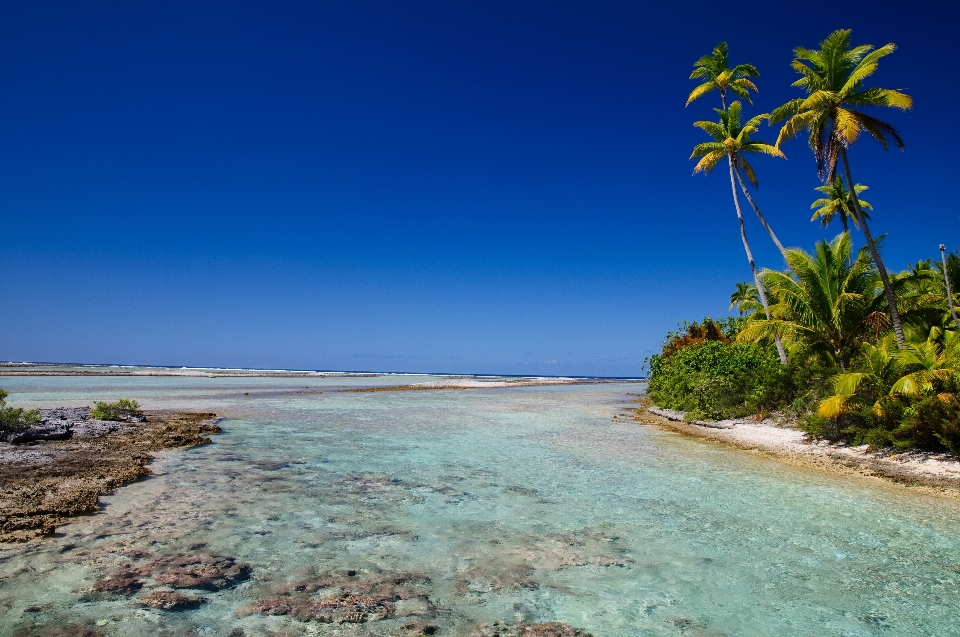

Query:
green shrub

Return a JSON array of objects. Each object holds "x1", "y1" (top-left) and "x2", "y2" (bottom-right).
[
  {"x1": 91, "y1": 399, "x2": 141, "y2": 421},
  {"x1": 648, "y1": 340, "x2": 781, "y2": 420},
  {"x1": 0, "y1": 388, "x2": 42, "y2": 434},
  {"x1": 891, "y1": 397, "x2": 960, "y2": 453}
]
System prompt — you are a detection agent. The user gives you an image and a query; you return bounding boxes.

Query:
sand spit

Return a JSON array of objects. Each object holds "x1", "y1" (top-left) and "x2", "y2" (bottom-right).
[
  {"x1": 340, "y1": 377, "x2": 622, "y2": 393},
  {"x1": 635, "y1": 404, "x2": 960, "y2": 496},
  {"x1": 0, "y1": 409, "x2": 219, "y2": 543}
]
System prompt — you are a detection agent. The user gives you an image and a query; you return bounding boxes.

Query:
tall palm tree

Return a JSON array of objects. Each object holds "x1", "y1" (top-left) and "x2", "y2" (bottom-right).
[
  {"x1": 687, "y1": 43, "x2": 787, "y2": 258},
  {"x1": 686, "y1": 41, "x2": 760, "y2": 108},
  {"x1": 810, "y1": 176, "x2": 871, "y2": 232},
  {"x1": 738, "y1": 232, "x2": 888, "y2": 369},
  {"x1": 771, "y1": 29, "x2": 912, "y2": 348},
  {"x1": 940, "y1": 244, "x2": 960, "y2": 330},
  {"x1": 691, "y1": 102, "x2": 787, "y2": 364}
]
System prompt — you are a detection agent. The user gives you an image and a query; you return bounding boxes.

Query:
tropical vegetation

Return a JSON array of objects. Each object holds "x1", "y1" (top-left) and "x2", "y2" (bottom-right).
[
  {"x1": 648, "y1": 30, "x2": 960, "y2": 454},
  {"x1": 0, "y1": 388, "x2": 42, "y2": 435},
  {"x1": 91, "y1": 398, "x2": 142, "y2": 421}
]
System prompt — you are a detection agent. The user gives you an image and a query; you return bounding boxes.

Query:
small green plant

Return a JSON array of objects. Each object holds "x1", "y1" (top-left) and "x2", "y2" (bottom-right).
[
  {"x1": 0, "y1": 388, "x2": 42, "y2": 434},
  {"x1": 91, "y1": 398, "x2": 142, "y2": 421}
]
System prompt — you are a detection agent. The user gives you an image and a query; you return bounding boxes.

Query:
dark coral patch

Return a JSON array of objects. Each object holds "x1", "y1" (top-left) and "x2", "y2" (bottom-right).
[
  {"x1": 471, "y1": 621, "x2": 594, "y2": 637},
  {"x1": 254, "y1": 570, "x2": 433, "y2": 625},
  {"x1": 138, "y1": 590, "x2": 205, "y2": 610},
  {"x1": 147, "y1": 553, "x2": 252, "y2": 591},
  {"x1": 92, "y1": 572, "x2": 143, "y2": 596}
]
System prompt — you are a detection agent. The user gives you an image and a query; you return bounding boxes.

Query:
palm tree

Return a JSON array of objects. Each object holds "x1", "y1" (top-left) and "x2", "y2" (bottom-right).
[
  {"x1": 738, "y1": 232, "x2": 888, "y2": 369},
  {"x1": 810, "y1": 176, "x2": 871, "y2": 232},
  {"x1": 729, "y1": 282, "x2": 762, "y2": 316},
  {"x1": 890, "y1": 328, "x2": 960, "y2": 397},
  {"x1": 818, "y1": 334, "x2": 902, "y2": 417},
  {"x1": 940, "y1": 244, "x2": 960, "y2": 330},
  {"x1": 894, "y1": 260, "x2": 950, "y2": 334},
  {"x1": 686, "y1": 41, "x2": 760, "y2": 108},
  {"x1": 687, "y1": 44, "x2": 787, "y2": 257},
  {"x1": 771, "y1": 29, "x2": 912, "y2": 348},
  {"x1": 691, "y1": 101, "x2": 787, "y2": 364}
]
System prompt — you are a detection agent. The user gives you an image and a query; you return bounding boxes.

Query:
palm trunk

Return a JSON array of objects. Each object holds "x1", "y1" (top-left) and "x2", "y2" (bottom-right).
[
  {"x1": 941, "y1": 244, "x2": 960, "y2": 331},
  {"x1": 841, "y1": 147, "x2": 906, "y2": 349},
  {"x1": 733, "y1": 166, "x2": 787, "y2": 259},
  {"x1": 728, "y1": 156, "x2": 788, "y2": 365}
]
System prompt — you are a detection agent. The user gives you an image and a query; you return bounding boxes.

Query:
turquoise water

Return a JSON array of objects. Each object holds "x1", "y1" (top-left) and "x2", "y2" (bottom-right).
[{"x1": 1, "y1": 377, "x2": 959, "y2": 636}]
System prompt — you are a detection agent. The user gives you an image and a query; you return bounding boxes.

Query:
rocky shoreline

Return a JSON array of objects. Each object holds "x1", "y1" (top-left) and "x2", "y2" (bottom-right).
[
  {"x1": 0, "y1": 408, "x2": 220, "y2": 543},
  {"x1": 634, "y1": 404, "x2": 960, "y2": 496}
]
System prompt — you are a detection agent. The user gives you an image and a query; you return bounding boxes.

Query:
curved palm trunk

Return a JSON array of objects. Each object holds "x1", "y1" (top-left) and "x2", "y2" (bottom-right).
[
  {"x1": 840, "y1": 147, "x2": 906, "y2": 349},
  {"x1": 941, "y1": 244, "x2": 960, "y2": 331},
  {"x1": 727, "y1": 156, "x2": 788, "y2": 365},
  {"x1": 733, "y1": 166, "x2": 787, "y2": 259}
]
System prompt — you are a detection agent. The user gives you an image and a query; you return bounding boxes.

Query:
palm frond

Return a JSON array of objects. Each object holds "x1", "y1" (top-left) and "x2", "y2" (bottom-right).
[
  {"x1": 769, "y1": 98, "x2": 804, "y2": 125},
  {"x1": 686, "y1": 81, "x2": 718, "y2": 106},
  {"x1": 776, "y1": 111, "x2": 818, "y2": 147},
  {"x1": 840, "y1": 44, "x2": 896, "y2": 94},
  {"x1": 851, "y1": 110, "x2": 905, "y2": 150},
  {"x1": 738, "y1": 157, "x2": 758, "y2": 188},
  {"x1": 691, "y1": 151, "x2": 726, "y2": 175}
]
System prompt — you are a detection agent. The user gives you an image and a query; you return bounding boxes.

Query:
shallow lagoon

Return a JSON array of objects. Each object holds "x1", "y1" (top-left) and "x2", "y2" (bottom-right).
[{"x1": 1, "y1": 377, "x2": 959, "y2": 636}]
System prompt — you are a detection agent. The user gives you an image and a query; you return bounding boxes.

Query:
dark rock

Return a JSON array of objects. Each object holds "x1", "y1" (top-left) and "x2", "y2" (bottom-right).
[
  {"x1": 11, "y1": 624, "x2": 105, "y2": 637},
  {"x1": 254, "y1": 570, "x2": 433, "y2": 624},
  {"x1": 148, "y1": 553, "x2": 252, "y2": 590},
  {"x1": 138, "y1": 590, "x2": 205, "y2": 610},
  {"x1": 92, "y1": 572, "x2": 143, "y2": 596},
  {"x1": 5, "y1": 424, "x2": 71, "y2": 443},
  {"x1": 470, "y1": 622, "x2": 593, "y2": 637},
  {"x1": 254, "y1": 598, "x2": 295, "y2": 615}
]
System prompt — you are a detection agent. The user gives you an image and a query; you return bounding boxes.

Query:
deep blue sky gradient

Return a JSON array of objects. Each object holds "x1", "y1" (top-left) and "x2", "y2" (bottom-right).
[{"x1": 2, "y1": 1, "x2": 956, "y2": 376}]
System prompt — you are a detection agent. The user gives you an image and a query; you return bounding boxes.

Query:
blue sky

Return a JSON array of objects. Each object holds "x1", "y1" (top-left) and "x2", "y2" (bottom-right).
[{"x1": 1, "y1": 1, "x2": 956, "y2": 376}]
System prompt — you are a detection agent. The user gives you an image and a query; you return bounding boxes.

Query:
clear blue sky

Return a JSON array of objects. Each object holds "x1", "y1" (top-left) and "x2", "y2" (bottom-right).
[{"x1": 1, "y1": 1, "x2": 956, "y2": 376}]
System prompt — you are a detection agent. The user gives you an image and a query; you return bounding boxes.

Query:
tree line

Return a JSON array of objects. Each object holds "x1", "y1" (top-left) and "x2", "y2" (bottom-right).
[{"x1": 647, "y1": 30, "x2": 960, "y2": 453}]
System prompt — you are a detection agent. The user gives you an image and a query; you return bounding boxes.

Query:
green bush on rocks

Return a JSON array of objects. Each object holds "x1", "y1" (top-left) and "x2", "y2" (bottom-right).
[
  {"x1": 0, "y1": 388, "x2": 42, "y2": 434},
  {"x1": 91, "y1": 398, "x2": 142, "y2": 421}
]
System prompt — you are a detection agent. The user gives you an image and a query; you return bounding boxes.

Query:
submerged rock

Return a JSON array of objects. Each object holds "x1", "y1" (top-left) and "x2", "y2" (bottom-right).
[
  {"x1": 254, "y1": 570, "x2": 434, "y2": 625},
  {"x1": 147, "y1": 553, "x2": 252, "y2": 591},
  {"x1": 138, "y1": 590, "x2": 205, "y2": 610},
  {"x1": 11, "y1": 624, "x2": 105, "y2": 637},
  {"x1": 470, "y1": 621, "x2": 593, "y2": 637},
  {"x1": 91, "y1": 572, "x2": 144, "y2": 596}
]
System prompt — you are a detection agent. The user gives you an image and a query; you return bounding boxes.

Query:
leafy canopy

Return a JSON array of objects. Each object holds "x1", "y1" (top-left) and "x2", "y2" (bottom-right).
[
  {"x1": 771, "y1": 29, "x2": 912, "y2": 178},
  {"x1": 738, "y1": 232, "x2": 888, "y2": 368},
  {"x1": 810, "y1": 175, "x2": 871, "y2": 229},
  {"x1": 690, "y1": 101, "x2": 784, "y2": 187},
  {"x1": 686, "y1": 41, "x2": 760, "y2": 107}
]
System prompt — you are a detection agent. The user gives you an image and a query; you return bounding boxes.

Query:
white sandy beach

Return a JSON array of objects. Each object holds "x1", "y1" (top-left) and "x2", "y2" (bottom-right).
[{"x1": 638, "y1": 405, "x2": 960, "y2": 495}]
